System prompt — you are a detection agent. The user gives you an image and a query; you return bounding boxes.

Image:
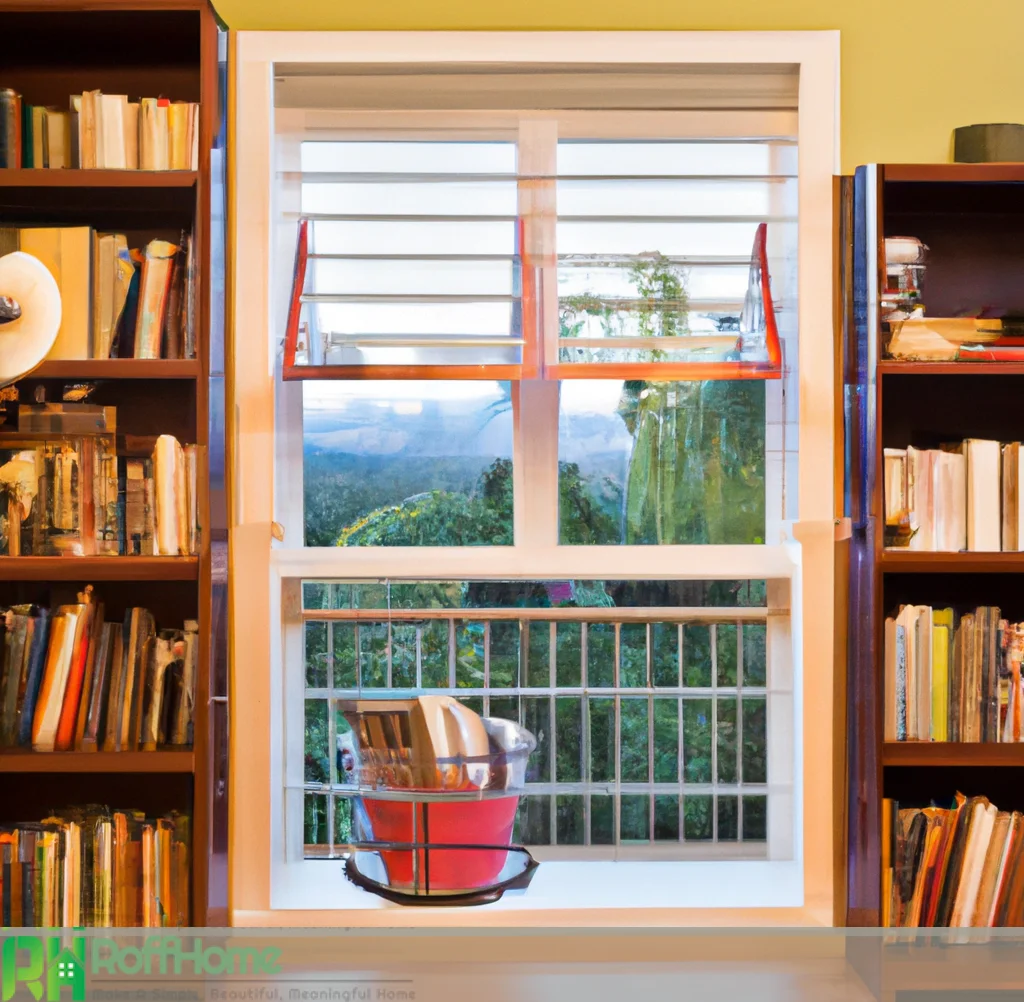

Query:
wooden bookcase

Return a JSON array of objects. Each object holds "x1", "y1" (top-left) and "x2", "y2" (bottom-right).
[
  {"x1": 0, "y1": 0, "x2": 228, "y2": 926},
  {"x1": 844, "y1": 163, "x2": 1024, "y2": 926}
]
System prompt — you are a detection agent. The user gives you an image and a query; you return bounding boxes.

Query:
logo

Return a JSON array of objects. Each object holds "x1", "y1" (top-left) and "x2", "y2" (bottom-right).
[
  {"x1": 2, "y1": 936, "x2": 282, "y2": 1000},
  {"x1": 1, "y1": 937, "x2": 86, "y2": 1002}
]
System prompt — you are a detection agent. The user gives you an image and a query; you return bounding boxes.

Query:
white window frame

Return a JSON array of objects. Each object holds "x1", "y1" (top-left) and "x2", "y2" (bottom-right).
[{"x1": 230, "y1": 29, "x2": 839, "y2": 926}]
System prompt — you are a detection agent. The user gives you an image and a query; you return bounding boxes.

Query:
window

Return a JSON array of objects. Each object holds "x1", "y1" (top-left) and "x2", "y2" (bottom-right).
[
  {"x1": 232, "y1": 29, "x2": 838, "y2": 919},
  {"x1": 277, "y1": 69, "x2": 797, "y2": 872}
]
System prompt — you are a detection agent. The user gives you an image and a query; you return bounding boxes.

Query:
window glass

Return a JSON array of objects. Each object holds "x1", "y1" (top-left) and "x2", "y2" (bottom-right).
[
  {"x1": 303, "y1": 381, "x2": 514, "y2": 546},
  {"x1": 558, "y1": 380, "x2": 766, "y2": 544},
  {"x1": 301, "y1": 578, "x2": 770, "y2": 856}
]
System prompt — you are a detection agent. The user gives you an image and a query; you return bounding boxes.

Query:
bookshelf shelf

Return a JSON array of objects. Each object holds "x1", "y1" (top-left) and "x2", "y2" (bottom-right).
[
  {"x1": 879, "y1": 361, "x2": 1024, "y2": 376},
  {"x1": 882, "y1": 743, "x2": 1024, "y2": 767},
  {"x1": 879, "y1": 551, "x2": 1024, "y2": 573},
  {"x1": 0, "y1": 556, "x2": 199, "y2": 581},
  {"x1": 0, "y1": 750, "x2": 194, "y2": 773},
  {"x1": 844, "y1": 162, "x2": 1024, "y2": 927},
  {"x1": 30, "y1": 359, "x2": 200, "y2": 379},
  {"x1": 883, "y1": 163, "x2": 1024, "y2": 183},
  {"x1": 0, "y1": 0, "x2": 226, "y2": 927},
  {"x1": 0, "y1": 169, "x2": 198, "y2": 188}
]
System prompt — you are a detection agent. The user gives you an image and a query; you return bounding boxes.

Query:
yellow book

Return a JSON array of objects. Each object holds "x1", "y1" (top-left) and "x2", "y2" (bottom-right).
[
  {"x1": 18, "y1": 226, "x2": 93, "y2": 359},
  {"x1": 933, "y1": 608, "x2": 954, "y2": 742}
]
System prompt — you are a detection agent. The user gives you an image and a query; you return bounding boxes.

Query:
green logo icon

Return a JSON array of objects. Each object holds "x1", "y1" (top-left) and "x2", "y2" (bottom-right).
[{"x1": 1, "y1": 937, "x2": 85, "y2": 1002}]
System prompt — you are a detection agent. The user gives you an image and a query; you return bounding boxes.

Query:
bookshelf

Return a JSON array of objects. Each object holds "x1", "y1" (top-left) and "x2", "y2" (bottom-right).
[
  {"x1": 844, "y1": 163, "x2": 1024, "y2": 926},
  {"x1": 0, "y1": 1, "x2": 227, "y2": 926}
]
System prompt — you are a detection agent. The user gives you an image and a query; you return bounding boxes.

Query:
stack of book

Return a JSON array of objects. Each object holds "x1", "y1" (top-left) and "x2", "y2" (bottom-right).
[
  {"x1": 0, "y1": 225, "x2": 195, "y2": 360},
  {"x1": 884, "y1": 793, "x2": 1024, "y2": 927},
  {"x1": 0, "y1": 807, "x2": 190, "y2": 926},
  {"x1": 884, "y1": 440, "x2": 1024, "y2": 551},
  {"x1": 885, "y1": 605, "x2": 1024, "y2": 743},
  {"x1": 0, "y1": 405, "x2": 198, "y2": 558},
  {"x1": 0, "y1": 87, "x2": 199, "y2": 170},
  {"x1": 0, "y1": 588, "x2": 198, "y2": 752}
]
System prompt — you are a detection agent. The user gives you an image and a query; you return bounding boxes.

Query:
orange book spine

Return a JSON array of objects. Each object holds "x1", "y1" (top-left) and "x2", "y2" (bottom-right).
[{"x1": 54, "y1": 592, "x2": 94, "y2": 751}]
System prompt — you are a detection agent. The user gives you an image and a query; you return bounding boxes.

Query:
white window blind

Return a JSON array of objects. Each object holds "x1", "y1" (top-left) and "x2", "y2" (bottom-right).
[{"x1": 275, "y1": 63, "x2": 797, "y2": 380}]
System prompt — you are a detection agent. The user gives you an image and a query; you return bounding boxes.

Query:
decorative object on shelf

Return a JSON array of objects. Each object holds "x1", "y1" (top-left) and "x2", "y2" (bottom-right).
[
  {"x1": 0, "y1": 251, "x2": 62, "y2": 387},
  {"x1": 954, "y1": 124, "x2": 1024, "y2": 164},
  {"x1": 337, "y1": 697, "x2": 539, "y2": 904}
]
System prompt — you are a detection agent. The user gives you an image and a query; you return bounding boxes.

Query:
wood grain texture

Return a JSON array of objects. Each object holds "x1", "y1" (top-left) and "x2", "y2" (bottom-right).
[
  {"x1": 882, "y1": 743, "x2": 1024, "y2": 767},
  {"x1": 0, "y1": 750, "x2": 194, "y2": 773},
  {"x1": 0, "y1": 557, "x2": 200, "y2": 581}
]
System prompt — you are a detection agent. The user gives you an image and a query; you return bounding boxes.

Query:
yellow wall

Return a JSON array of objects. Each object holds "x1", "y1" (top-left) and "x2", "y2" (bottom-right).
[{"x1": 216, "y1": 0, "x2": 1024, "y2": 174}]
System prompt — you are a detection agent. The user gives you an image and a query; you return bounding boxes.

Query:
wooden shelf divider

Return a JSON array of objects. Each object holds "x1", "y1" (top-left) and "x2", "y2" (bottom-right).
[
  {"x1": 880, "y1": 550, "x2": 1024, "y2": 573},
  {"x1": 883, "y1": 743, "x2": 1024, "y2": 767},
  {"x1": 30, "y1": 359, "x2": 201, "y2": 380},
  {"x1": 0, "y1": 556, "x2": 200, "y2": 581},
  {"x1": 0, "y1": 168, "x2": 198, "y2": 188},
  {"x1": 0, "y1": 750, "x2": 194, "y2": 774},
  {"x1": 879, "y1": 361, "x2": 1024, "y2": 376}
]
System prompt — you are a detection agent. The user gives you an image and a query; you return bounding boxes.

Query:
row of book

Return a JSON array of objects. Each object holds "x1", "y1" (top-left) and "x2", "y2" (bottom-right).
[
  {"x1": 884, "y1": 440, "x2": 1024, "y2": 552},
  {"x1": 0, "y1": 808, "x2": 190, "y2": 927},
  {"x1": 0, "y1": 225, "x2": 195, "y2": 360},
  {"x1": 0, "y1": 587, "x2": 197, "y2": 753},
  {"x1": 1, "y1": 406, "x2": 198, "y2": 558},
  {"x1": 885, "y1": 793, "x2": 1024, "y2": 927},
  {"x1": 0, "y1": 88, "x2": 199, "y2": 170},
  {"x1": 884, "y1": 605, "x2": 1024, "y2": 743}
]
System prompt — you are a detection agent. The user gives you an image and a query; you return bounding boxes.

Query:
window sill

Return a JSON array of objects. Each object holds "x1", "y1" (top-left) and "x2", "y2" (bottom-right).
[{"x1": 262, "y1": 858, "x2": 804, "y2": 924}]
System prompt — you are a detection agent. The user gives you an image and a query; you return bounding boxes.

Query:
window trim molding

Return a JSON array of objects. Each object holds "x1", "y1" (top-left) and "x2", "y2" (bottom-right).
[{"x1": 229, "y1": 28, "x2": 840, "y2": 926}]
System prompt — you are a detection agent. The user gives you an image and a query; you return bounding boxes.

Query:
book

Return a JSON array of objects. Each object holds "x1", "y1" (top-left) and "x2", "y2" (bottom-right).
[
  {"x1": 54, "y1": 587, "x2": 95, "y2": 751},
  {"x1": 154, "y1": 434, "x2": 187, "y2": 556},
  {"x1": 1003, "y1": 442, "x2": 1023, "y2": 551},
  {"x1": 45, "y1": 109, "x2": 71, "y2": 169},
  {"x1": 16, "y1": 226, "x2": 92, "y2": 359},
  {"x1": 0, "y1": 808, "x2": 190, "y2": 927},
  {"x1": 99, "y1": 95, "x2": 127, "y2": 170},
  {"x1": 135, "y1": 239, "x2": 179, "y2": 358},
  {"x1": 932, "y1": 612, "x2": 952, "y2": 742},
  {"x1": 966, "y1": 439, "x2": 1002, "y2": 552},
  {"x1": 30, "y1": 606, "x2": 81, "y2": 751}
]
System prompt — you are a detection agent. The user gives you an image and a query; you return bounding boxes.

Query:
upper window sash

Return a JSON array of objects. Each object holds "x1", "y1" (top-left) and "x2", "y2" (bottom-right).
[{"x1": 279, "y1": 110, "x2": 790, "y2": 383}]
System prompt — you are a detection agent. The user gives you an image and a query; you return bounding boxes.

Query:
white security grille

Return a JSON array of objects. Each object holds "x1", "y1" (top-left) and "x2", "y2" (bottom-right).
[{"x1": 298, "y1": 580, "x2": 780, "y2": 861}]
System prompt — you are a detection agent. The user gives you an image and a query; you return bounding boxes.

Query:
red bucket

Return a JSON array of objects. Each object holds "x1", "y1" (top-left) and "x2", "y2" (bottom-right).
[{"x1": 362, "y1": 796, "x2": 519, "y2": 892}]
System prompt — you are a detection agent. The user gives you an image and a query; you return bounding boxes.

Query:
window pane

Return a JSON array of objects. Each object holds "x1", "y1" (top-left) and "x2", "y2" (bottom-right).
[
  {"x1": 684, "y1": 795, "x2": 713, "y2": 841},
  {"x1": 587, "y1": 623, "x2": 616, "y2": 687},
  {"x1": 745, "y1": 623, "x2": 768, "y2": 686},
  {"x1": 455, "y1": 621, "x2": 486, "y2": 688},
  {"x1": 651, "y1": 623, "x2": 679, "y2": 687},
  {"x1": 333, "y1": 623, "x2": 357, "y2": 689},
  {"x1": 556, "y1": 697, "x2": 584, "y2": 783},
  {"x1": 589, "y1": 697, "x2": 616, "y2": 783},
  {"x1": 489, "y1": 622, "x2": 520, "y2": 688},
  {"x1": 717, "y1": 697, "x2": 738, "y2": 784},
  {"x1": 718, "y1": 795, "x2": 739, "y2": 842},
  {"x1": 619, "y1": 624, "x2": 647, "y2": 687},
  {"x1": 358, "y1": 622, "x2": 388, "y2": 688},
  {"x1": 654, "y1": 795, "x2": 680, "y2": 841},
  {"x1": 743, "y1": 796, "x2": 768, "y2": 842},
  {"x1": 743, "y1": 697, "x2": 768, "y2": 784},
  {"x1": 304, "y1": 699, "x2": 329, "y2": 784},
  {"x1": 304, "y1": 794, "x2": 328, "y2": 853},
  {"x1": 525, "y1": 622, "x2": 551, "y2": 687},
  {"x1": 683, "y1": 624, "x2": 713, "y2": 688},
  {"x1": 555, "y1": 622, "x2": 582, "y2": 687},
  {"x1": 683, "y1": 699, "x2": 712, "y2": 784},
  {"x1": 620, "y1": 699, "x2": 649, "y2": 783},
  {"x1": 559, "y1": 380, "x2": 765, "y2": 545},
  {"x1": 652, "y1": 698, "x2": 679, "y2": 784},
  {"x1": 304, "y1": 621, "x2": 328, "y2": 688},
  {"x1": 556, "y1": 795, "x2": 586, "y2": 846},
  {"x1": 620, "y1": 795, "x2": 650, "y2": 842},
  {"x1": 591, "y1": 794, "x2": 615, "y2": 845},
  {"x1": 516, "y1": 796, "x2": 551, "y2": 846},
  {"x1": 303, "y1": 381, "x2": 513, "y2": 547}
]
